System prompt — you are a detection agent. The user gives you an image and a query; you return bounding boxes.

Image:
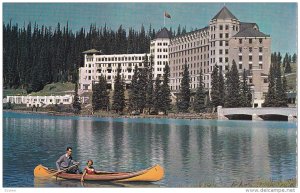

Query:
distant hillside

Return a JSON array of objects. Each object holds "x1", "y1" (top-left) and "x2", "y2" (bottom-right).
[{"x1": 285, "y1": 62, "x2": 297, "y2": 91}]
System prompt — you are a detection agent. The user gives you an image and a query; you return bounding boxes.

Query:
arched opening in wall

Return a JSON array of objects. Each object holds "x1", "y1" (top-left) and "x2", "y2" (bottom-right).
[
  {"x1": 259, "y1": 114, "x2": 288, "y2": 121},
  {"x1": 225, "y1": 114, "x2": 252, "y2": 120}
]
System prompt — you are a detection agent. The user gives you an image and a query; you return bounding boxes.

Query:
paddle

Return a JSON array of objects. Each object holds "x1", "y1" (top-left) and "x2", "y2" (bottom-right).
[{"x1": 51, "y1": 163, "x2": 80, "y2": 177}]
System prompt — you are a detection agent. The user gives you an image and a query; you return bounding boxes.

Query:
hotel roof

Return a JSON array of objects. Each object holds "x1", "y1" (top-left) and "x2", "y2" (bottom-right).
[
  {"x1": 233, "y1": 27, "x2": 269, "y2": 37},
  {"x1": 155, "y1": 27, "x2": 172, "y2": 39},
  {"x1": 212, "y1": 6, "x2": 238, "y2": 20}
]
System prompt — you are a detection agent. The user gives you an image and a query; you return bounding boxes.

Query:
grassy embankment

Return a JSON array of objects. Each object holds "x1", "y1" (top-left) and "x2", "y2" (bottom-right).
[{"x1": 284, "y1": 62, "x2": 297, "y2": 91}]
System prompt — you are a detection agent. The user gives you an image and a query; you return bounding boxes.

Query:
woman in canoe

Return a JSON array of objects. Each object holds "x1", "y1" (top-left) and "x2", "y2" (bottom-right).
[{"x1": 81, "y1": 160, "x2": 101, "y2": 182}]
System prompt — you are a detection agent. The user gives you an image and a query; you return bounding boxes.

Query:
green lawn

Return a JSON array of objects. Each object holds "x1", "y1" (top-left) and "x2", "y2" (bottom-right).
[{"x1": 29, "y1": 82, "x2": 75, "y2": 96}]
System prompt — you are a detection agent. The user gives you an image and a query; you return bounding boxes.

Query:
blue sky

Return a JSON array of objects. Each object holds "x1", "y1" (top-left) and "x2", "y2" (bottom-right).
[{"x1": 3, "y1": 2, "x2": 297, "y2": 54}]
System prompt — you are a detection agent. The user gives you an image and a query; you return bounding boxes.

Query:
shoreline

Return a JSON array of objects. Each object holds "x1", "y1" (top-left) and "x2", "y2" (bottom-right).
[{"x1": 3, "y1": 109, "x2": 218, "y2": 120}]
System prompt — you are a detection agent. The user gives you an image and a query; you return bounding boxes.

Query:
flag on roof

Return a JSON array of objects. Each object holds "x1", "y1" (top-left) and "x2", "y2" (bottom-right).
[{"x1": 164, "y1": 11, "x2": 171, "y2": 18}]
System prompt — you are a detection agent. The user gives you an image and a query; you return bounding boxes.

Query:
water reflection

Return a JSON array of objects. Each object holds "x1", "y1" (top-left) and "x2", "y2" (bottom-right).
[{"x1": 3, "y1": 112, "x2": 297, "y2": 187}]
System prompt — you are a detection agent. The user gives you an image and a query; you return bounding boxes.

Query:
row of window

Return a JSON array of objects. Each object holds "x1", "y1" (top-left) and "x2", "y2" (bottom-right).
[
  {"x1": 157, "y1": 55, "x2": 168, "y2": 59},
  {"x1": 170, "y1": 46, "x2": 209, "y2": 56},
  {"x1": 210, "y1": 24, "x2": 239, "y2": 31},
  {"x1": 157, "y1": 61, "x2": 168, "y2": 65},
  {"x1": 170, "y1": 39, "x2": 209, "y2": 52},
  {"x1": 239, "y1": 47, "x2": 263, "y2": 53},
  {"x1": 211, "y1": 33, "x2": 229, "y2": 40},
  {"x1": 157, "y1": 42, "x2": 169, "y2": 46},
  {"x1": 90, "y1": 56, "x2": 149, "y2": 62},
  {"x1": 156, "y1": 48, "x2": 168, "y2": 52},
  {"x1": 210, "y1": 40, "x2": 229, "y2": 47},
  {"x1": 238, "y1": 63, "x2": 264, "y2": 70},
  {"x1": 86, "y1": 62, "x2": 145, "y2": 68},
  {"x1": 239, "y1": 38, "x2": 263, "y2": 44},
  {"x1": 239, "y1": 55, "x2": 263, "y2": 61},
  {"x1": 172, "y1": 56, "x2": 209, "y2": 65}
]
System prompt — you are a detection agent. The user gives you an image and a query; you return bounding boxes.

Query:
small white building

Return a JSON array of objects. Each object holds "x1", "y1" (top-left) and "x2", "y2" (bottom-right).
[{"x1": 6, "y1": 95, "x2": 88, "y2": 108}]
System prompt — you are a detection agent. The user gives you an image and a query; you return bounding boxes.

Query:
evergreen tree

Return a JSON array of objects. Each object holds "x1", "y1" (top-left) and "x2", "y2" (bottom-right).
[
  {"x1": 177, "y1": 63, "x2": 190, "y2": 112},
  {"x1": 160, "y1": 64, "x2": 172, "y2": 114},
  {"x1": 193, "y1": 70, "x2": 206, "y2": 113},
  {"x1": 275, "y1": 59, "x2": 284, "y2": 107},
  {"x1": 92, "y1": 76, "x2": 109, "y2": 111},
  {"x1": 72, "y1": 82, "x2": 81, "y2": 114},
  {"x1": 146, "y1": 55, "x2": 154, "y2": 113},
  {"x1": 136, "y1": 54, "x2": 148, "y2": 113},
  {"x1": 241, "y1": 69, "x2": 252, "y2": 107},
  {"x1": 225, "y1": 60, "x2": 242, "y2": 107},
  {"x1": 218, "y1": 67, "x2": 225, "y2": 107},
  {"x1": 263, "y1": 64, "x2": 276, "y2": 107},
  {"x1": 292, "y1": 53, "x2": 297, "y2": 63},
  {"x1": 112, "y1": 66, "x2": 125, "y2": 113},
  {"x1": 281, "y1": 74, "x2": 288, "y2": 106},
  {"x1": 210, "y1": 65, "x2": 220, "y2": 108},
  {"x1": 129, "y1": 65, "x2": 139, "y2": 111},
  {"x1": 285, "y1": 57, "x2": 292, "y2": 73},
  {"x1": 154, "y1": 76, "x2": 162, "y2": 113}
]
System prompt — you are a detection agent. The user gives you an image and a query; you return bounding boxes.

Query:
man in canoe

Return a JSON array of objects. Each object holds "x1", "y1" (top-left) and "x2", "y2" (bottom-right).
[{"x1": 56, "y1": 147, "x2": 80, "y2": 174}]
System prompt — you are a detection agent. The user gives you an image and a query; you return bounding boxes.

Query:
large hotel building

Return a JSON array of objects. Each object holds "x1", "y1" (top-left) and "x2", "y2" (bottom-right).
[{"x1": 79, "y1": 6, "x2": 271, "y2": 107}]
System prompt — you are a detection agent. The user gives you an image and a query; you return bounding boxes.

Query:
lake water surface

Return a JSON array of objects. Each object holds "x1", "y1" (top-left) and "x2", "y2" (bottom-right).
[{"x1": 3, "y1": 111, "x2": 297, "y2": 187}]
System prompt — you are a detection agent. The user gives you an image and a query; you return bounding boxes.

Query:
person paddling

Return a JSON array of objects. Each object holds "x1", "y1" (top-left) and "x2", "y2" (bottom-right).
[
  {"x1": 81, "y1": 160, "x2": 101, "y2": 182},
  {"x1": 56, "y1": 147, "x2": 80, "y2": 174}
]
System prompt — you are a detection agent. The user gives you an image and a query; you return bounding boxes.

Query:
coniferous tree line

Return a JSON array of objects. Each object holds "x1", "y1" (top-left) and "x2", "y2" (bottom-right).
[
  {"x1": 3, "y1": 21, "x2": 189, "y2": 92},
  {"x1": 3, "y1": 22, "x2": 157, "y2": 92},
  {"x1": 263, "y1": 52, "x2": 289, "y2": 107},
  {"x1": 208, "y1": 61, "x2": 252, "y2": 110}
]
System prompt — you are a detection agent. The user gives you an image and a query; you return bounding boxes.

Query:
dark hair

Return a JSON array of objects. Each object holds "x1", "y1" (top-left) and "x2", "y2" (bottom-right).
[
  {"x1": 66, "y1": 147, "x2": 72, "y2": 151},
  {"x1": 87, "y1": 160, "x2": 93, "y2": 165}
]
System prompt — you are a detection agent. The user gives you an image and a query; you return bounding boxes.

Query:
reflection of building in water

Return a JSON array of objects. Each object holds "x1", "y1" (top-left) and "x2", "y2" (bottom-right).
[
  {"x1": 76, "y1": 120, "x2": 96, "y2": 162},
  {"x1": 251, "y1": 127, "x2": 270, "y2": 179}
]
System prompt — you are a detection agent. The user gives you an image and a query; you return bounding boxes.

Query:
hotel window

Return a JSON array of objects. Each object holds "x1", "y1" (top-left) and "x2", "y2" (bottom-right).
[
  {"x1": 225, "y1": 49, "x2": 228, "y2": 54},
  {"x1": 259, "y1": 38, "x2": 263, "y2": 44},
  {"x1": 220, "y1": 41, "x2": 223, "y2": 46},
  {"x1": 239, "y1": 47, "x2": 242, "y2": 53},
  {"x1": 225, "y1": 33, "x2": 229, "y2": 38},
  {"x1": 225, "y1": 41, "x2": 228, "y2": 46},
  {"x1": 239, "y1": 39, "x2": 242, "y2": 44},
  {"x1": 249, "y1": 47, "x2": 252, "y2": 52},
  {"x1": 219, "y1": 33, "x2": 223, "y2": 38},
  {"x1": 233, "y1": 26, "x2": 235, "y2": 31},
  {"x1": 259, "y1": 55, "x2": 263, "y2": 61},
  {"x1": 264, "y1": 78, "x2": 268, "y2": 83},
  {"x1": 249, "y1": 39, "x2": 252, "y2": 44},
  {"x1": 259, "y1": 64, "x2": 263, "y2": 69},
  {"x1": 219, "y1": 49, "x2": 223, "y2": 54},
  {"x1": 259, "y1": 47, "x2": 263, "y2": 52},
  {"x1": 239, "y1": 64, "x2": 242, "y2": 69},
  {"x1": 225, "y1": 25, "x2": 229, "y2": 30},
  {"x1": 219, "y1": 57, "x2": 223, "y2": 62},
  {"x1": 225, "y1": 57, "x2": 228, "y2": 63},
  {"x1": 249, "y1": 56, "x2": 252, "y2": 61},
  {"x1": 219, "y1": 25, "x2": 223, "y2": 30},
  {"x1": 239, "y1": 56, "x2": 242, "y2": 61},
  {"x1": 249, "y1": 78, "x2": 252, "y2": 83},
  {"x1": 249, "y1": 64, "x2": 252, "y2": 69}
]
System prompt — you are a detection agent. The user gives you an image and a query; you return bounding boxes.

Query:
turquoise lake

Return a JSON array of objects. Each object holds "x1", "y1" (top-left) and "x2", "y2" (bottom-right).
[{"x1": 3, "y1": 111, "x2": 297, "y2": 187}]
